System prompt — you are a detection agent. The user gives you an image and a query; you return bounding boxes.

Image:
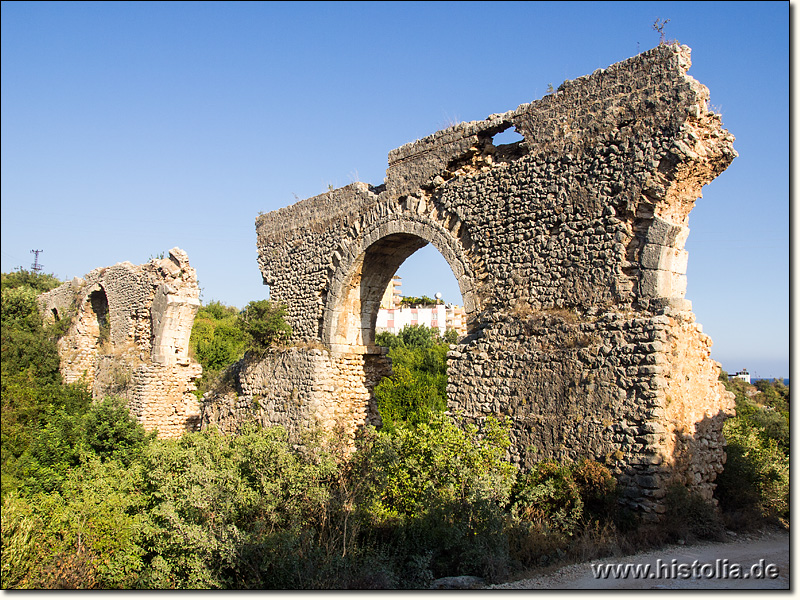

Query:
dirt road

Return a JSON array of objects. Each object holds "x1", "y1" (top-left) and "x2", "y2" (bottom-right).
[{"x1": 492, "y1": 528, "x2": 789, "y2": 590}]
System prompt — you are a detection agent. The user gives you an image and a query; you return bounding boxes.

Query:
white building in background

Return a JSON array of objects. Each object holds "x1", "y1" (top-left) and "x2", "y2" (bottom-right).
[
  {"x1": 731, "y1": 369, "x2": 751, "y2": 384},
  {"x1": 376, "y1": 276, "x2": 467, "y2": 338}
]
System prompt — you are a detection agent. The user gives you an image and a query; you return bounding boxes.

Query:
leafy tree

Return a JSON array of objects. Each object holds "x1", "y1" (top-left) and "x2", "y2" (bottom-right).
[
  {"x1": 363, "y1": 414, "x2": 515, "y2": 579},
  {"x1": 82, "y1": 396, "x2": 155, "y2": 466},
  {"x1": 370, "y1": 414, "x2": 514, "y2": 518},
  {"x1": 1, "y1": 277, "x2": 64, "y2": 382},
  {"x1": 1, "y1": 269, "x2": 62, "y2": 295},
  {"x1": 1, "y1": 270, "x2": 85, "y2": 499},
  {"x1": 3, "y1": 458, "x2": 148, "y2": 589},
  {"x1": 441, "y1": 328, "x2": 459, "y2": 345},
  {"x1": 189, "y1": 301, "x2": 248, "y2": 397},
  {"x1": 398, "y1": 296, "x2": 439, "y2": 307}
]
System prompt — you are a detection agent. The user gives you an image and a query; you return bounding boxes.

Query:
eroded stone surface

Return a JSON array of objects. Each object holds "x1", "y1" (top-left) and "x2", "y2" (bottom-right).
[
  {"x1": 223, "y1": 44, "x2": 737, "y2": 515},
  {"x1": 38, "y1": 248, "x2": 202, "y2": 438}
]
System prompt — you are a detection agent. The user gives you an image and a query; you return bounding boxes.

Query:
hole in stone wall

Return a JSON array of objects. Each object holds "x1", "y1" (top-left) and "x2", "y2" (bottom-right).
[
  {"x1": 51, "y1": 307, "x2": 60, "y2": 321},
  {"x1": 375, "y1": 243, "x2": 466, "y2": 342},
  {"x1": 491, "y1": 127, "x2": 524, "y2": 146},
  {"x1": 89, "y1": 288, "x2": 110, "y2": 344}
]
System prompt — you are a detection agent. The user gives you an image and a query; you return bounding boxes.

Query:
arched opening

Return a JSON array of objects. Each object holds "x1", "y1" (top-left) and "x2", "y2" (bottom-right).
[
  {"x1": 319, "y1": 217, "x2": 479, "y2": 433},
  {"x1": 58, "y1": 285, "x2": 112, "y2": 389},
  {"x1": 376, "y1": 244, "x2": 467, "y2": 340},
  {"x1": 329, "y1": 233, "x2": 427, "y2": 349},
  {"x1": 324, "y1": 227, "x2": 477, "y2": 352}
]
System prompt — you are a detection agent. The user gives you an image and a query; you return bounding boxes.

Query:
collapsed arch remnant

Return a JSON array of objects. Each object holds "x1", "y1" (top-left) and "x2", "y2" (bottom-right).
[{"x1": 39, "y1": 248, "x2": 203, "y2": 438}]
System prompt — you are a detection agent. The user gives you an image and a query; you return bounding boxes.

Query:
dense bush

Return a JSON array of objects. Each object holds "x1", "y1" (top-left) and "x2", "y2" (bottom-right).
[
  {"x1": 5, "y1": 402, "x2": 625, "y2": 589},
  {"x1": 190, "y1": 301, "x2": 248, "y2": 373},
  {"x1": 189, "y1": 301, "x2": 248, "y2": 397},
  {"x1": 504, "y1": 458, "x2": 619, "y2": 567},
  {"x1": 374, "y1": 325, "x2": 451, "y2": 430},
  {"x1": 715, "y1": 374, "x2": 790, "y2": 525},
  {"x1": 1, "y1": 272, "x2": 65, "y2": 383},
  {"x1": 189, "y1": 299, "x2": 293, "y2": 397},
  {"x1": 1, "y1": 270, "x2": 62, "y2": 294},
  {"x1": 662, "y1": 484, "x2": 724, "y2": 542},
  {"x1": 238, "y1": 300, "x2": 292, "y2": 352},
  {"x1": 5, "y1": 458, "x2": 149, "y2": 589}
]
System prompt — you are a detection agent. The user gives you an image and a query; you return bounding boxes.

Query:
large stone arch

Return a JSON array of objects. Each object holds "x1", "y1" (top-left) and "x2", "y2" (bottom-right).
[
  {"x1": 323, "y1": 211, "x2": 480, "y2": 351},
  {"x1": 207, "y1": 44, "x2": 738, "y2": 517}
]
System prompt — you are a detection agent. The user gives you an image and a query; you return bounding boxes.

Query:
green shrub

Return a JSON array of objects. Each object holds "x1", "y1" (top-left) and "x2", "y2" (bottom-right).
[
  {"x1": 716, "y1": 416, "x2": 789, "y2": 522},
  {"x1": 367, "y1": 415, "x2": 511, "y2": 517},
  {"x1": 1, "y1": 373, "x2": 92, "y2": 498},
  {"x1": 362, "y1": 414, "x2": 515, "y2": 581},
  {"x1": 136, "y1": 425, "x2": 343, "y2": 589},
  {"x1": 190, "y1": 301, "x2": 247, "y2": 372},
  {"x1": 374, "y1": 326, "x2": 450, "y2": 430},
  {"x1": 3, "y1": 459, "x2": 148, "y2": 589},
  {"x1": 374, "y1": 364, "x2": 446, "y2": 430},
  {"x1": 4, "y1": 394, "x2": 150, "y2": 499},
  {"x1": 238, "y1": 300, "x2": 292, "y2": 352},
  {"x1": 510, "y1": 462, "x2": 584, "y2": 536},
  {"x1": 82, "y1": 396, "x2": 155, "y2": 466},
  {"x1": 571, "y1": 458, "x2": 618, "y2": 522},
  {"x1": 1, "y1": 492, "x2": 40, "y2": 588},
  {"x1": 715, "y1": 376, "x2": 790, "y2": 525},
  {"x1": 1, "y1": 278, "x2": 64, "y2": 384},
  {"x1": 504, "y1": 459, "x2": 619, "y2": 568},
  {"x1": 1, "y1": 270, "x2": 62, "y2": 295}
]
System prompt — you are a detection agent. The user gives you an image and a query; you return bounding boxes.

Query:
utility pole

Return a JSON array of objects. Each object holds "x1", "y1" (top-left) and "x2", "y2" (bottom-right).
[{"x1": 30, "y1": 249, "x2": 43, "y2": 272}]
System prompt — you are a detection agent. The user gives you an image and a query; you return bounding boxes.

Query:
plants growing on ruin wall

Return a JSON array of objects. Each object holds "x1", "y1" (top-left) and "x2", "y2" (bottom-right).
[{"x1": 238, "y1": 300, "x2": 292, "y2": 352}]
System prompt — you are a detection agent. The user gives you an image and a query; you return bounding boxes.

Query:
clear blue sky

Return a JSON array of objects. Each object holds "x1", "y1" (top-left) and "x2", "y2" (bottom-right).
[{"x1": 1, "y1": 1, "x2": 789, "y2": 378}]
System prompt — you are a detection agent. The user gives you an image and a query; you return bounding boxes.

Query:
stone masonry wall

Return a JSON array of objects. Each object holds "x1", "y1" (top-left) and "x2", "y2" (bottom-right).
[
  {"x1": 38, "y1": 248, "x2": 203, "y2": 438},
  {"x1": 200, "y1": 347, "x2": 389, "y2": 442},
  {"x1": 244, "y1": 44, "x2": 735, "y2": 515}
]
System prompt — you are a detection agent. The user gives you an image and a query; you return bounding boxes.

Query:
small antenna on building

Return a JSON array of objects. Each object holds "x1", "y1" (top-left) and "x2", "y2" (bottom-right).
[{"x1": 30, "y1": 249, "x2": 44, "y2": 272}]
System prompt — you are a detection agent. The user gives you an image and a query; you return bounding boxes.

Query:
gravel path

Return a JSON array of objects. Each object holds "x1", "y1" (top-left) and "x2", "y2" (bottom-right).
[{"x1": 492, "y1": 528, "x2": 789, "y2": 590}]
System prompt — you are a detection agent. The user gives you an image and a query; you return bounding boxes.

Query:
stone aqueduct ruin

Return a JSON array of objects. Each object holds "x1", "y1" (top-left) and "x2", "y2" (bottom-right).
[
  {"x1": 39, "y1": 249, "x2": 203, "y2": 438},
  {"x1": 41, "y1": 45, "x2": 737, "y2": 516}
]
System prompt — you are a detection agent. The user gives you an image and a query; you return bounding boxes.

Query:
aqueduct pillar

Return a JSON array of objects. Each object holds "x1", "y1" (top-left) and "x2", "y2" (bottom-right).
[{"x1": 210, "y1": 45, "x2": 737, "y2": 516}]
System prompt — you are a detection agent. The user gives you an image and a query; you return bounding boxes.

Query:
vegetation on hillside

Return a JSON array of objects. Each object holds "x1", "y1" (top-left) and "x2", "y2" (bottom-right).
[
  {"x1": 0, "y1": 273, "x2": 789, "y2": 589},
  {"x1": 715, "y1": 373, "x2": 789, "y2": 527}
]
